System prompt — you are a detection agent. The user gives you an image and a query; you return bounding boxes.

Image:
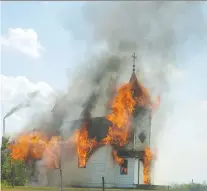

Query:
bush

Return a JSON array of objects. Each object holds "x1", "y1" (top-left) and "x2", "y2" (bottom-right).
[
  {"x1": 1, "y1": 137, "x2": 29, "y2": 186},
  {"x1": 1, "y1": 180, "x2": 10, "y2": 187}
]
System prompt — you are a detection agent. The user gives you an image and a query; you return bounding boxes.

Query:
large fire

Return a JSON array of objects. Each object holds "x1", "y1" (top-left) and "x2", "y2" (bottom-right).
[
  {"x1": 8, "y1": 71, "x2": 160, "y2": 185},
  {"x1": 8, "y1": 131, "x2": 48, "y2": 162},
  {"x1": 74, "y1": 122, "x2": 98, "y2": 168},
  {"x1": 74, "y1": 83, "x2": 136, "y2": 167},
  {"x1": 8, "y1": 131, "x2": 61, "y2": 169}
]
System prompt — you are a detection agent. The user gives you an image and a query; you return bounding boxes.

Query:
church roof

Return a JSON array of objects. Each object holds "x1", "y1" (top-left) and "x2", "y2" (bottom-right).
[{"x1": 129, "y1": 71, "x2": 151, "y2": 108}]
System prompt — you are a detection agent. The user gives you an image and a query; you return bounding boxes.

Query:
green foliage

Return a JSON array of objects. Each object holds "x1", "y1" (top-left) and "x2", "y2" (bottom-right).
[
  {"x1": 1, "y1": 179, "x2": 10, "y2": 187},
  {"x1": 1, "y1": 137, "x2": 29, "y2": 186}
]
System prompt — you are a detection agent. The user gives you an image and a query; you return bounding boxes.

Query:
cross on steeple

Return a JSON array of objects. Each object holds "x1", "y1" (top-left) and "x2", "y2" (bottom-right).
[{"x1": 132, "y1": 53, "x2": 137, "y2": 72}]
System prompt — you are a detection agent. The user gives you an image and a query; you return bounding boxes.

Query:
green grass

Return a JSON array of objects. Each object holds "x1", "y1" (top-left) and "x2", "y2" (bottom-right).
[
  {"x1": 1, "y1": 186, "x2": 162, "y2": 191},
  {"x1": 2, "y1": 184, "x2": 207, "y2": 191},
  {"x1": 1, "y1": 187, "x2": 95, "y2": 191}
]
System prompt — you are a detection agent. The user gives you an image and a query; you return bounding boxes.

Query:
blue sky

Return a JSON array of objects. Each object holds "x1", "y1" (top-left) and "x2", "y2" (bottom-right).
[
  {"x1": 2, "y1": 1, "x2": 89, "y2": 90},
  {"x1": 1, "y1": 2, "x2": 207, "y2": 184},
  {"x1": 1, "y1": 2, "x2": 207, "y2": 92}
]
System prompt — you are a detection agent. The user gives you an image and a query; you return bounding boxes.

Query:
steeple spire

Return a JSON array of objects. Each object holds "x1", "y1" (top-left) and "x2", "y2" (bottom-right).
[{"x1": 132, "y1": 53, "x2": 137, "y2": 72}]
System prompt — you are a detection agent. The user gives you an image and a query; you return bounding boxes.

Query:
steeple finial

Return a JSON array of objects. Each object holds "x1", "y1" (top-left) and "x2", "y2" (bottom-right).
[{"x1": 132, "y1": 53, "x2": 137, "y2": 72}]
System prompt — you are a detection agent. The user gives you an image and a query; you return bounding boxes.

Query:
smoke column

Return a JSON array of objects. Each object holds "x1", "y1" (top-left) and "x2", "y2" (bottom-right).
[
  {"x1": 4, "y1": 90, "x2": 40, "y2": 119},
  {"x1": 3, "y1": 90, "x2": 40, "y2": 137},
  {"x1": 13, "y1": 2, "x2": 207, "y2": 186},
  {"x1": 63, "y1": 1, "x2": 207, "y2": 185}
]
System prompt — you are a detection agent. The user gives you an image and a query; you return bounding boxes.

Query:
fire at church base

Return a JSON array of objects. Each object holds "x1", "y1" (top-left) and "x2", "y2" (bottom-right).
[
  {"x1": 37, "y1": 146, "x2": 164, "y2": 189},
  {"x1": 7, "y1": 54, "x2": 163, "y2": 189}
]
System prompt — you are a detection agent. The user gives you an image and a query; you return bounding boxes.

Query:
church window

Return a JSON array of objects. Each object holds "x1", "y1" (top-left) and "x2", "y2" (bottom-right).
[{"x1": 120, "y1": 159, "x2": 128, "y2": 175}]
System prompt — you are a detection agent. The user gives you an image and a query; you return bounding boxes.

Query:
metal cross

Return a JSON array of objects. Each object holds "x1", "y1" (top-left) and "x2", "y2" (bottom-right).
[{"x1": 132, "y1": 53, "x2": 137, "y2": 72}]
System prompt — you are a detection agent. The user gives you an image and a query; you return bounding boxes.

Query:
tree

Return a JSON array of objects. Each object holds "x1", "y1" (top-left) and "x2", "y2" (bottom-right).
[{"x1": 1, "y1": 137, "x2": 29, "y2": 186}]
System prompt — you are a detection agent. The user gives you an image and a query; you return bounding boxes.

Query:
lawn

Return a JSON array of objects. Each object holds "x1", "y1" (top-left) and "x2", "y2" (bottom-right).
[
  {"x1": 3, "y1": 186, "x2": 206, "y2": 191},
  {"x1": 1, "y1": 186, "x2": 165, "y2": 191},
  {"x1": 1, "y1": 187, "x2": 93, "y2": 191}
]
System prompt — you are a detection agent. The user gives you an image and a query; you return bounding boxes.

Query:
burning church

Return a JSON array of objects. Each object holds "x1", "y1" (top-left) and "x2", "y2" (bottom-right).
[{"x1": 7, "y1": 53, "x2": 160, "y2": 188}]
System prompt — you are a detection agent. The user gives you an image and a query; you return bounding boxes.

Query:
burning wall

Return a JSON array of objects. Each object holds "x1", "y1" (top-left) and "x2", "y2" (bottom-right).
[
  {"x1": 73, "y1": 81, "x2": 147, "y2": 168},
  {"x1": 7, "y1": 68, "x2": 158, "y2": 186}
]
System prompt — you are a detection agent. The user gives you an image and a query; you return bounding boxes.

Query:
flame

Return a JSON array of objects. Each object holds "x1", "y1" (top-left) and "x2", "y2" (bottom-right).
[
  {"x1": 8, "y1": 71, "x2": 159, "y2": 185},
  {"x1": 75, "y1": 81, "x2": 151, "y2": 167},
  {"x1": 8, "y1": 131, "x2": 48, "y2": 162},
  {"x1": 8, "y1": 131, "x2": 62, "y2": 169},
  {"x1": 112, "y1": 150, "x2": 124, "y2": 165},
  {"x1": 143, "y1": 147, "x2": 153, "y2": 184},
  {"x1": 74, "y1": 122, "x2": 97, "y2": 168},
  {"x1": 106, "y1": 83, "x2": 135, "y2": 149},
  {"x1": 74, "y1": 83, "x2": 136, "y2": 167}
]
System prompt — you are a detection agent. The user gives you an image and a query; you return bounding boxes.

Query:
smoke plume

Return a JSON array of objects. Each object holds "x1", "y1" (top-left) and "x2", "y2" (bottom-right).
[
  {"x1": 14, "y1": 1, "x2": 207, "y2": 186},
  {"x1": 64, "y1": 1, "x2": 206, "y2": 185},
  {"x1": 4, "y1": 90, "x2": 40, "y2": 119}
]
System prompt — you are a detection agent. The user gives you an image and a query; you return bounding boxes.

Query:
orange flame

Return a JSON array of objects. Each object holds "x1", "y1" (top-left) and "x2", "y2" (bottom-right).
[
  {"x1": 8, "y1": 71, "x2": 159, "y2": 185},
  {"x1": 75, "y1": 81, "x2": 151, "y2": 167},
  {"x1": 74, "y1": 122, "x2": 98, "y2": 168},
  {"x1": 8, "y1": 131, "x2": 48, "y2": 162},
  {"x1": 74, "y1": 83, "x2": 137, "y2": 167},
  {"x1": 8, "y1": 131, "x2": 62, "y2": 169},
  {"x1": 106, "y1": 83, "x2": 135, "y2": 148},
  {"x1": 143, "y1": 147, "x2": 153, "y2": 184},
  {"x1": 112, "y1": 150, "x2": 124, "y2": 165}
]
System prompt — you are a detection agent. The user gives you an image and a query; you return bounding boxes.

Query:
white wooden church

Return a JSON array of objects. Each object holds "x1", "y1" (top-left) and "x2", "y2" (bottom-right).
[{"x1": 36, "y1": 55, "x2": 152, "y2": 188}]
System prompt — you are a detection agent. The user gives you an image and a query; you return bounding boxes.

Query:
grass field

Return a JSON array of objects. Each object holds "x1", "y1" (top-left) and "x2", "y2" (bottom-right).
[
  {"x1": 1, "y1": 187, "x2": 167, "y2": 191},
  {"x1": 2, "y1": 186, "x2": 207, "y2": 191}
]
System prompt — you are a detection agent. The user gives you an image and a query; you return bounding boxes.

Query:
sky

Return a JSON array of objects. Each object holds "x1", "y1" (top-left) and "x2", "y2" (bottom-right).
[
  {"x1": 1, "y1": 1, "x2": 89, "y2": 134},
  {"x1": 1, "y1": 1, "x2": 207, "y2": 185},
  {"x1": 1, "y1": 2, "x2": 88, "y2": 90}
]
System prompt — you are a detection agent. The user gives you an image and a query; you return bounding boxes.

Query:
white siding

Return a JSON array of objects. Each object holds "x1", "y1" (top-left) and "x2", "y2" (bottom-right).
[
  {"x1": 139, "y1": 159, "x2": 144, "y2": 184},
  {"x1": 41, "y1": 146, "x2": 144, "y2": 188},
  {"x1": 79, "y1": 146, "x2": 114, "y2": 188},
  {"x1": 134, "y1": 158, "x2": 139, "y2": 184},
  {"x1": 71, "y1": 146, "x2": 136, "y2": 188},
  {"x1": 114, "y1": 158, "x2": 135, "y2": 188}
]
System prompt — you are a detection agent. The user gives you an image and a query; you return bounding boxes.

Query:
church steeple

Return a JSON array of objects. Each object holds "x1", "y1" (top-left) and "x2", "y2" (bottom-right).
[
  {"x1": 129, "y1": 53, "x2": 151, "y2": 109},
  {"x1": 129, "y1": 52, "x2": 138, "y2": 84},
  {"x1": 132, "y1": 53, "x2": 137, "y2": 72}
]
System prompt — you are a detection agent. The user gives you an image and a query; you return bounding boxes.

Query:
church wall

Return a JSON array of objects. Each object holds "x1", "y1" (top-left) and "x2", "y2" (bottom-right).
[
  {"x1": 69, "y1": 146, "x2": 136, "y2": 188},
  {"x1": 59, "y1": 145, "x2": 114, "y2": 188},
  {"x1": 54, "y1": 108, "x2": 148, "y2": 188},
  {"x1": 39, "y1": 130, "x2": 144, "y2": 188},
  {"x1": 134, "y1": 158, "x2": 139, "y2": 184},
  {"x1": 139, "y1": 159, "x2": 144, "y2": 184},
  {"x1": 83, "y1": 146, "x2": 113, "y2": 187},
  {"x1": 113, "y1": 158, "x2": 135, "y2": 188}
]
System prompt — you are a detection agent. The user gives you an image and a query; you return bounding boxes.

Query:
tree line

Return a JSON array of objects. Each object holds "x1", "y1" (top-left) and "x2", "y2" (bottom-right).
[{"x1": 1, "y1": 137, "x2": 29, "y2": 186}]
